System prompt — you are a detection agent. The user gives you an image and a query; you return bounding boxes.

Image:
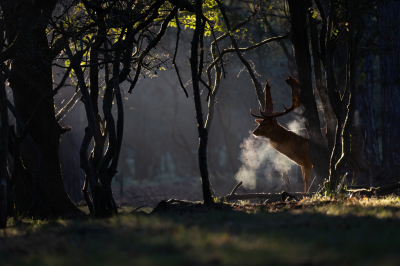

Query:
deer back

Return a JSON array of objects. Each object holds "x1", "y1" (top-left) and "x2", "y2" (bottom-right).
[{"x1": 297, "y1": 125, "x2": 365, "y2": 156}]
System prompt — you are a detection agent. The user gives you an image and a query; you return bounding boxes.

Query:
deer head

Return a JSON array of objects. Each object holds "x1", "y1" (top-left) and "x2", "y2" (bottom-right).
[{"x1": 251, "y1": 76, "x2": 301, "y2": 137}]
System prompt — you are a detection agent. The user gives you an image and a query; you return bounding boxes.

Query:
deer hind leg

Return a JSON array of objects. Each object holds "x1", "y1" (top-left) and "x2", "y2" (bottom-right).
[{"x1": 301, "y1": 163, "x2": 313, "y2": 193}]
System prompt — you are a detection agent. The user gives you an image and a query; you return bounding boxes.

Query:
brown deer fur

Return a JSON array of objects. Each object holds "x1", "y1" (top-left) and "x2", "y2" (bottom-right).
[{"x1": 251, "y1": 77, "x2": 371, "y2": 192}]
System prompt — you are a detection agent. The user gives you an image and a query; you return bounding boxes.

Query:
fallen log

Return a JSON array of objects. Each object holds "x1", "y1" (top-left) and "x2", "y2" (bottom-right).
[
  {"x1": 150, "y1": 199, "x2": 232, "y2": 214},
  {"x1": 216, "y1": 181, "x2": 313, "y2": 203}
]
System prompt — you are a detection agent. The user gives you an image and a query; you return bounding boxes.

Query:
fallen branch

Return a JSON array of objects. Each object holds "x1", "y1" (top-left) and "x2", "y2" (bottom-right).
[
  {"x1": 217, "y1": 181, "x2": 312, "y2": 203},
  {"x1": 348, "y1": 182, "x2": 400, "y2": 197},
  {"x1": 218, "y1": 191, "x2": 312, "y2": 203},
  {"x1": 230, "y1": 181, "x2": 243, "y2": 195}
]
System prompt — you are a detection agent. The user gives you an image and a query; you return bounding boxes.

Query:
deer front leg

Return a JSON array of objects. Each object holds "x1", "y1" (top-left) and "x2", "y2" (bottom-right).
[{"x1": 301, "y1": 163, "x2": 313, "y2": 193}]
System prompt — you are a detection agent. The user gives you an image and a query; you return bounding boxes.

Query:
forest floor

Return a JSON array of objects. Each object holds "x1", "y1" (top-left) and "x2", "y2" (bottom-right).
[{"x1": 1, "y1": 194, "x2": 400, "y2": 266}]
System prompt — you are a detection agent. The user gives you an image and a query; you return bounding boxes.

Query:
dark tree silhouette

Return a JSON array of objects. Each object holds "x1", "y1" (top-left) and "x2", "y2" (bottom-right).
[{"x1": 378, "y1": 1, "x2": 400, "y2": 177}]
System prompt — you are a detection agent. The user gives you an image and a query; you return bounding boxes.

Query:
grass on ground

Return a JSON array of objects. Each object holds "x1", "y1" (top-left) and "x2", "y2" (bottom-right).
[{"x1": 1, "y1": 195, "x2": 400, "y2": 266}]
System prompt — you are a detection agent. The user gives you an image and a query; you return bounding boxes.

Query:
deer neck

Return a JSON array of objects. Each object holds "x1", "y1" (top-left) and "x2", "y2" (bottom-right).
[
  {"x1": 265, "y1": 122, "x2": 293, "y2": 144},
  {"x1": 264, "y1": 122, "x2": 310, "y2": 166}
]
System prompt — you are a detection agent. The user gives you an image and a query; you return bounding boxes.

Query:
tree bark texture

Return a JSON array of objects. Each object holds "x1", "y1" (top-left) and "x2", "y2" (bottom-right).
[
  {"x1": 0, "y1": 70, "x2": 8, "y2": 228},
  {"x1": 354, "y1": 13, "x2": 380, "y2": 179},
  {"x1": 307, "y1": 0, "x2": 336, "y2": 151},
  {"x1": 334, "y1": 8, "x2": 360, "y2": 177},
  {"x1": 356, "y1": 50, "x2": 381, "y2": 174},
  {"x1": 66, "y1": 47, "x2": 103, "y2": 215},
  {"x1": 190, "y1": 0, "x2": 213, "y2": 205},
  {"x1": 287, "y1": 0, "x2": 331, "y2": 185},
  {"x1": 378, "y1": 1, "x2": 400, "y2": 171},
  {"x1": 3, "y1": 1, "x2": 81, "y2": 216}
]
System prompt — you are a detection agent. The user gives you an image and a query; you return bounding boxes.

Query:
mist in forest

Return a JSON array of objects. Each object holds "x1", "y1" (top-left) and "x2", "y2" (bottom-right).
[
  {"x1": 54, "y1": 28, "x2": 305, "y2": 204},
  {"x1": 234, "y1": 132, "x2": 294, "y2": 190}
]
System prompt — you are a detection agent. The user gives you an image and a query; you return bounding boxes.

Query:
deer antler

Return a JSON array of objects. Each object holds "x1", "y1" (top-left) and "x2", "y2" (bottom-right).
[
  {"x1": 261, "y1": 79, "x2": 274, "y2": 115},
  {"x1": 250, "y1": 111, "x2": 265, "y2": 119},
  {"x1": 250, "y1": 79, "x2": 275, "y2": 119},
  {"x1": 250, "y1": 76, "x2": 301, "y2": 119}
]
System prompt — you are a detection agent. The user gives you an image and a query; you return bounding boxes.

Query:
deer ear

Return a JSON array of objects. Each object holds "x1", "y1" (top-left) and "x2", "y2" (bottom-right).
[{"x1": 255, "y1": 119, "x2": 263, "y2": 124}]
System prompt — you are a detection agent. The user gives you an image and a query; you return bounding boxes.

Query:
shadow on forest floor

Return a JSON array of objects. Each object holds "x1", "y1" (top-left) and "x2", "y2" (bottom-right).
[{"x1": 2, "y1": 197, "x2": 400, "y2": 265}]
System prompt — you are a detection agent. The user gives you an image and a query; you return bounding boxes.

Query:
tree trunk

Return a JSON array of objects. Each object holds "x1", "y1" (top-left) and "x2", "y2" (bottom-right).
[
  {"x1": 334, "y1": 6, "x2": 360, "y2": 179},
  {"x1": 287, "y1": 0, "x2": 331, "y2": 185},
  {"x1": 307, "y1": 0, "x2": 336, "y2": 151},
  {"x1": 60, "y1": 132, "x2": 85, "y2": 202},
  {"x1": 356, "y1": 47, "x2": 380, "y2": 176},
  {"x1": 3, "y1": 1, "x2": 81, "y2": 216},
  {"x1": 190, "y1": 0, "x2": 213, "y2": 205},
  {"x1": 0, "y1": 70, "x2": 8, "y2": 228},
  {"x1": 378, "y1": 1, "x2": 400, "y2": 174},
  {"x1": 9, "y1": 68, "x2": 81, "y2": 216}
]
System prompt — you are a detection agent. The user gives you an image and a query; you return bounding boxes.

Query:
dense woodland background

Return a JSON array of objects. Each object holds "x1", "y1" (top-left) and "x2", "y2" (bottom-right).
[
  {"x1": 58, "y1": 26, "x2": 307, "y2": 203},
  {"x1": 0, "y1": 0, "x2": 399, "y2": 224}
]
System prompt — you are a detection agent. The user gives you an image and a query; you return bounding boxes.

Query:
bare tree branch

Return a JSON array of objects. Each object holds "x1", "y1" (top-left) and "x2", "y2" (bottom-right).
[
  {"x1": 56, "y1": 89, "x2": 82, "y2": 121},
  {"x1": 171, "y1": 14, "x2": 188, "y2": 97},
  {"x1": 207, "y1": 34, "x2": 289, "y2": 76},
  {"x1": 128, "y1": 61, "x2": 143, "y2": 93}
]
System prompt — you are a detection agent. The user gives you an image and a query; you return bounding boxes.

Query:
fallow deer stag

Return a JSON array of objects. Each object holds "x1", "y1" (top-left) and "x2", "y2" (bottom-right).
[{"x1": 251, "y1": 76, "x2": 371, "y2": 192}]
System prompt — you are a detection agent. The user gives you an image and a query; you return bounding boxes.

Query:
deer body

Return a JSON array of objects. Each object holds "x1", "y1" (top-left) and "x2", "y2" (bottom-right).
[
  {"x1": 253, "y1": 118, "x2": 313, "y2": 192},
  {"x1": 251, "y1": 77, "x2": 371, "y2": 192},
  {"x1": 256, "y1": 123, "x2": 309, "y2": 165}
]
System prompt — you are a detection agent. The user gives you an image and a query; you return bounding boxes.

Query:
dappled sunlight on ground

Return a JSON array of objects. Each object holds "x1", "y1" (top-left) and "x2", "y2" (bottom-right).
[{"x1": 2, "y1": 196, "x2": 400, "y2": 265}]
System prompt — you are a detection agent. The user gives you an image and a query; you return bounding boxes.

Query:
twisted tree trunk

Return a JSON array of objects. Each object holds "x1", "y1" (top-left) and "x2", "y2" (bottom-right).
[
  {"x1": 287, "y1": 0, "x2": 331, "y2": 185},
  {"x1": 190, "y1": 0, "x2": 213, "y2": 205}
]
